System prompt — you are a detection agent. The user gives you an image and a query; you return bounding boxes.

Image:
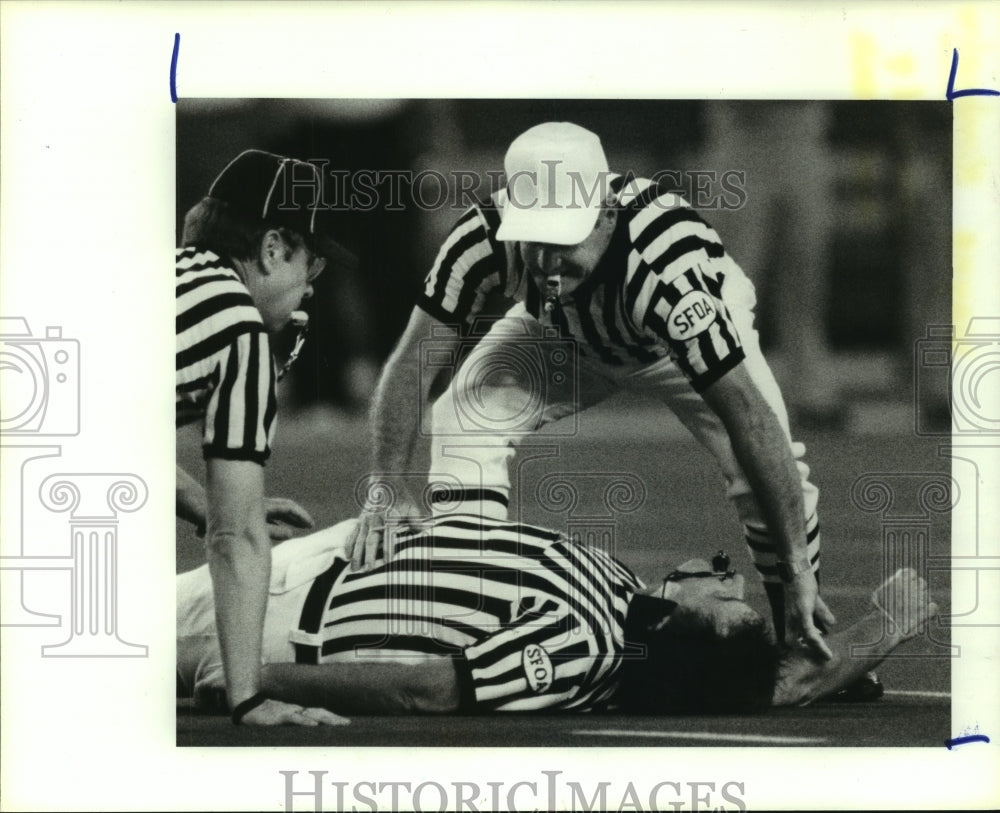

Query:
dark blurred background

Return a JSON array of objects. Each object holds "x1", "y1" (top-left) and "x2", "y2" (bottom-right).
[{"x1": 176, "y1": 99, "x2": 952, "y2": 426}]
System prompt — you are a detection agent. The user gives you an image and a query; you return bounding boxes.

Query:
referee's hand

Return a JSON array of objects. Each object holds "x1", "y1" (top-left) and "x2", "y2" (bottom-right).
[
  {"x1": 785, "y1": 572, "x2": 837, "y2": 661},
  {"x1": 348, "y1": 500, "x2": 421, "y2": 572},
  {"x1": 240, "y1": 698, "x2": 349, "y2": 727},
  {"x1": 264, "y1": 496, "x2": 315, "y2": 542}
]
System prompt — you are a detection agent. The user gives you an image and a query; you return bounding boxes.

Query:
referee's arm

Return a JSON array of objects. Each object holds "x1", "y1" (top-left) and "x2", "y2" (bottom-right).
[
  {"x1": 369, "y1": 307, "x2": 455, "y2": 486},
  {"x1": 701, "y1": 362, "x2": 834, "y2": 660},
  {"x1": 260, "y1": 658, "x2": 460, "y2": 715},
  {"x1": 349, "y1": 307, "x2": 460, "y2": 570},
  {"x1": 205, "y1": 458, "x2": 271, "y2": 708}
]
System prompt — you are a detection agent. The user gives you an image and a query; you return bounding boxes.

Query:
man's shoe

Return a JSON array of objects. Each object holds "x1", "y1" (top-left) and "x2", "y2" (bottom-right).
[{"x1": 826, "y1": 671, "x2": 884, "y2": 702}]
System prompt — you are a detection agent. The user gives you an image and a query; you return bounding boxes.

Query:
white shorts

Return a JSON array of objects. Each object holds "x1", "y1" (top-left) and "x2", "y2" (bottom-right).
[{"x1": 175, "y1": 519, "x2": 356, "y2": 701}]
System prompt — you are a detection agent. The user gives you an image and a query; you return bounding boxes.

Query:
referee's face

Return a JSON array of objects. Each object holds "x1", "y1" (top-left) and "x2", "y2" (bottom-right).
[
  {"x1": 251, "y1": 231, "x2": 325, "y2": 332},
  {"x1": 519, "y1": 207, "x2": 617, "y2": 298},
  {"x1": 661, "y1": 558, "x2": 758, "y2": 636}
]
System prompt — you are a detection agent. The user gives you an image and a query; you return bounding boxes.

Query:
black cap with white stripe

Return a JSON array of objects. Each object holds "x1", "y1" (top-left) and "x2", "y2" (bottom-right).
[{"x1": 208, "y1": 149, "x2": 356, "y2": 271}]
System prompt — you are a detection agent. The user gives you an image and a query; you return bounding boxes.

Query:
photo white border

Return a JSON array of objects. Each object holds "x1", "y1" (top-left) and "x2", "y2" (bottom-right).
[{"x1": 2, "y1": 1, "x2": 998, "y2": 810}]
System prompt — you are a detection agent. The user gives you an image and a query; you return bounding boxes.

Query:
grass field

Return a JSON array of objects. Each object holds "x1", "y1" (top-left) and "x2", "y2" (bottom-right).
[{"x1": 177, "y1": 395, "x2": 952, "y2": 747}]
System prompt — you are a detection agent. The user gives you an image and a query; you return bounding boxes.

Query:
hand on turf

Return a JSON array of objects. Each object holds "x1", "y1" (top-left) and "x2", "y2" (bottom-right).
[
  {"x1": 347, "y1": 495, "x2": 421, "y2": 572},
  {"x1": 264, "y1": 497, "x2": 315, "y2": 543},
  {"x1": 240, "y1": 698, "x2": 350, "y2": 727},
  {"x1": 785, "y1": 572, "x2": 836, "y2": 661},
  {"x1": 870, "y1": 567, "x2": 938, "y2": 641}
]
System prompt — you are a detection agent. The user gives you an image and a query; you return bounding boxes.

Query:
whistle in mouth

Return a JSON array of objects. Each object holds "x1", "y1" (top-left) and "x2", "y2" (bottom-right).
[{"x1": 544, "y1": 274, "x2": 561, "y2": 313}]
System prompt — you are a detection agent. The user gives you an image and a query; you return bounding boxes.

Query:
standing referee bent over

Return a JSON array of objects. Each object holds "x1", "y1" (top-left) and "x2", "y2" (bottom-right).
[{"x1": 176, "y1": 150, "x2": 351, "y2": 726}]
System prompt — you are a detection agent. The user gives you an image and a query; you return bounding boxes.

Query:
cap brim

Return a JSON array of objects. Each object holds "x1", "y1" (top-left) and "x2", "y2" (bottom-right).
[
  {"x1": 311, "y1": 234, "x2": 358, "y2": 273},
  {"x1": 305, "y1": 206, "x2": 358, "y2": 272},
  {"x1": 495, "y1": 204, "x2": 599, "y2": 245}
]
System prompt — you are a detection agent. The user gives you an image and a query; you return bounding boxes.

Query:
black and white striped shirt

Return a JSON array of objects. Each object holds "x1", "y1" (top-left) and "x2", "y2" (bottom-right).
[
  {"x1": 293, "y1": 515, "x2": 646, "y2": 713},
  {"x1": 419, "y1": 175, "x2": 745, "y2": 392},
  {"x1": 176, "y1": 247, "x2": 277, "y2": 464}
]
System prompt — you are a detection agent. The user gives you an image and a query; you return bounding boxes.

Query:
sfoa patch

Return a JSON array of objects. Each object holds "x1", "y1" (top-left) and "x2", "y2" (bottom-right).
[
  {"x1": 522, "y1": 643, "x2": 553, "y2": 693},
  {"x1": 667, "y1": 289, "x2": 717, "y2": 341}
]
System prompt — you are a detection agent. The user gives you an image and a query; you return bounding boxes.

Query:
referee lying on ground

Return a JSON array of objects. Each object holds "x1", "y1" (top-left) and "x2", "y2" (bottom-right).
[{"x1": 178, "y1": 512, "x2": 937, "y2": 725}]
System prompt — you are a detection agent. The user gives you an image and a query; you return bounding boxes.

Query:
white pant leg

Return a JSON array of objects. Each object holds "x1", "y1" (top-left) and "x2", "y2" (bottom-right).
[
  {"x1": 176, "y1": 563, "x2": 224, "y2": 700},
  {"x1": 176, "y1": 521, "x2": 356, "y2": 700},
  {"x1": 626, "y1": 264, "x2": 821, "y2": 583},
  {"x1": 429, "y1": 305, "x2": 617, "y2": 518}
]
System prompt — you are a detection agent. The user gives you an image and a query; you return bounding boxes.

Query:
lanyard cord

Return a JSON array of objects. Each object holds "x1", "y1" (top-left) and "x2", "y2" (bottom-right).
[{"x1": 276, "y1": 313, "x2": 309, "y2": 382}]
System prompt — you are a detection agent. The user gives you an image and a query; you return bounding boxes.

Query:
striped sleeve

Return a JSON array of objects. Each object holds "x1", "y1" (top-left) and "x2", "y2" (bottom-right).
[
  {"x1": 176, "y1": 248, "x2": 278, "y2": 464},
  {"x1": 201, "y1": 329, "x2": 277, "y2": 464},
  {"x1": 417, "y1": 200, "x2": 505, "y2": 326},
  {"x1": 622, "y1": 180, "x2": 745, "y2": 392},
  {"x1": 457, "y1": 598, "x2": 604, "y2": 712}
]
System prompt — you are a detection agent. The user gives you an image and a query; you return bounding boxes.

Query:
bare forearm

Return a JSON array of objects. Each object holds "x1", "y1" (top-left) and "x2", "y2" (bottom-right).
[
  {"x1": 206, "y1": 527, "x2": 270, "y2": 706},
  {"x1": 704, "y1": 371, "x2": 808, "y2": 565},
  {"x1": 261, "y1": 659, "x2": 459, "y2": 715},
  {"x1": 728, "y1": 405, "x2": 808, "y2": 564},
  {"x1": 774, "y1": 610, "x2": 901, "y2": 706},
  {"x1": 702, "y1": 366, "x2": 834, "y2": 655},
  {"x1": 204, "y1": 459, "x2": 270, "y2": 707},
  {"x1": 369, "y1": 310, "x2": 451, "y2": 482},
  {"x1": 370, "y1": 348, "x2": 426, "y2": 477}
]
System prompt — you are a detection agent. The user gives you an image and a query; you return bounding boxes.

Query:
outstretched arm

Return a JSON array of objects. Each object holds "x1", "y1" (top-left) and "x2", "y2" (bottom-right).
[
  {"x1": 261, "y1": 658, "x2": 460, "y2": 715},
  {"x1": 348, "y1": 307, "x2": 457, "y2": 570},
  {"x1": 701, "y1": 363, "x2": 836, "y2": 660},
  {"x1": 203, "y1": 459, "x2": 340, "y2": 726},
  {"x1": 773, "y1": 568, "x2": 938, "y2": 706},
  {"x1": 203, "y1": 458, "x2": 272, "y2": 708}
]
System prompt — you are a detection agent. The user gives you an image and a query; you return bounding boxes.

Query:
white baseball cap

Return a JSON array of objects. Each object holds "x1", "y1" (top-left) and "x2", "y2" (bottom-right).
[{"x1": 495, "y1": 122, "x2": 611, "y2": 245}]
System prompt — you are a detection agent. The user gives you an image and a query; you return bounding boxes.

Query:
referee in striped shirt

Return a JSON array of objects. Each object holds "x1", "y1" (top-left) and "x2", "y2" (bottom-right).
[
  {"x1": 178, "y1": 510, "x2": 936, "y2": 716},
  {"x1": 353, "y1": 122, "x2": 843, "y2": 672},
  {"x1": 176, "y1": 150, "x2": 352, "y2": 726},
  {"x1": 179, "y1": 512, "x2": 779, "y2": 715}
]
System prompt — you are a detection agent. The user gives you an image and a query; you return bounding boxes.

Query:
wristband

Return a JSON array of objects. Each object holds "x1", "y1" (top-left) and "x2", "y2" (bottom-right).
[
  {"x1": 776, "y1": 559, "x2": 810, "y2": 583},
  {"x1": 231, "y1": 692, "x2": 269, "y2": 725}
]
